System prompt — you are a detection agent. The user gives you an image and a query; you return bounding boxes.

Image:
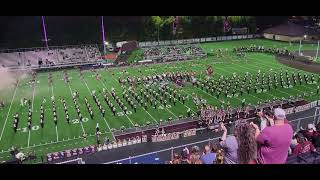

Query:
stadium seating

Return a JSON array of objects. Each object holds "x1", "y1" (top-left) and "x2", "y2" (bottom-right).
[
  {"x1": 142, "y1": 45, "x2": 207, "y2": 61},
  {"x1": 0, "y1": 45, "x2": 101, "y2": 68}
]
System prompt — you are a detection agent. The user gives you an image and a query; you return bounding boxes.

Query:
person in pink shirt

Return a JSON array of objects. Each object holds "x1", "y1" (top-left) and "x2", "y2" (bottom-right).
[{"x1": 251, "y1": 108, "x2": 293, "y2": 164}]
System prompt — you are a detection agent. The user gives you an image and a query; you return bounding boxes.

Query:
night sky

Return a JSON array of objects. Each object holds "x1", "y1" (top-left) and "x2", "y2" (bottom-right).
[{"x1": 0, "y1": 16, "x2": 288, "y2": 49}]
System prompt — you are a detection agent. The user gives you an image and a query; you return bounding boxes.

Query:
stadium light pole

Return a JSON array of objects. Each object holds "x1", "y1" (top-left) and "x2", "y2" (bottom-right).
[
  {"x1": 41, "y1": 16, "x2": 49, "y2": 50},
  {"x1": 315, "y1": 40, "x2": 319, "y2": 61},
  {"x1": 101, "y1": 16, "x2": 107, "y2": 56},
  {"x1": 298, "y1": 39, "x2": 302, "y2": 56}
]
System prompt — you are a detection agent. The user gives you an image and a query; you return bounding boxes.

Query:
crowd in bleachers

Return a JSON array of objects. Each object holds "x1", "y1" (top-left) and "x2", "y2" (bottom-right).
[
  {"x1": 0, "y1": 45, "x2": 101, "y2": 68},
  {"x1": 143, "y1": 45, "x2": 206, "y2": 61},
  {"x1": 170, "y1": 107, "x2": 320, "y2": 164}
]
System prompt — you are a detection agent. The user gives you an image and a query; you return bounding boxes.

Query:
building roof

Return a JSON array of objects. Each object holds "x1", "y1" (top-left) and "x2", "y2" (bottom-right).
[{"x1": 263, "y1": 22, "x2": 319, "y2": 36}]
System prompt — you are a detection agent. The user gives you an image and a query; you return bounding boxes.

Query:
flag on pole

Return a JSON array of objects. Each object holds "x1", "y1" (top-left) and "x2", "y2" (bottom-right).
[
  {"x1": 206, "y1": 65, "x2": 213, "y2": 76},
  {"x1": 315, "y1": 40, "x2": 319, "y2": 61},
  {"x1": 223, "y1": 16, "x2": 231, "y2": 33}
]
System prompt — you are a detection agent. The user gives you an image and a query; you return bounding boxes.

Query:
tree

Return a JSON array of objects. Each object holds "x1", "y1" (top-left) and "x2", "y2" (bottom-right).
[{"x1": 151, "y1": 16, "x2": 175, "y2": 41}]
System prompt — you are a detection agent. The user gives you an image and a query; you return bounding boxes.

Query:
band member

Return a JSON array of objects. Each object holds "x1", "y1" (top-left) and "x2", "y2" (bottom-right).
[
  {"x1": 112, "y1": 107, "x2": 116, "y2": 116},
  {"x1": 96, "y1": 123, "x2": 100, "y2": 133},
  {"x1": 40, "y1": 118, "x2": 44, "y2": 128},
  {"x1": 53, "y1": 116, "x2": 57, "y2": 126},
  {"x1": 27, "y1": 121, "x2": 32, "y2": 130},
  {"x1": 13, "y1": 123, "x2": 17, "y2": 133},
  {"x1": 90, "y1": 110, "x2": 94, "y2": 119},
  {"x1": 187, "y1": 108, "x2": 191, "y2": 117},
  {"x1": 66, "y1": 114, "x2": 70, "y2": 124}
]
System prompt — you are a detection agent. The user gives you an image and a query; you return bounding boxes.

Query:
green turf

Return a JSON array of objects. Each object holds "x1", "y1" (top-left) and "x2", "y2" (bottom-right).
[{"x1": 0, "y1": 38, "x2": 319, "y2": 163}]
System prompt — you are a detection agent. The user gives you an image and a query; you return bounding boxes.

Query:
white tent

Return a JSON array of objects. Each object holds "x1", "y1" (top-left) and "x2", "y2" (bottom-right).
[{"x1": 116, "y1": 41, "x2": 128, "y2": 48}]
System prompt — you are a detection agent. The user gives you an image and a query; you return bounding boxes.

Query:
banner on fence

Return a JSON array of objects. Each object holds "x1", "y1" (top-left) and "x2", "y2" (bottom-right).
[{"x1": 284, "y1": 103, "x2": 312, "y2": 115}]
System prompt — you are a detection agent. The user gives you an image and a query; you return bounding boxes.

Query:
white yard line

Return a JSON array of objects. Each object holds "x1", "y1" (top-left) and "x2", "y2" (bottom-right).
[
  {"x1": 238, "y1": 60, "x2": 310, "y2": 97},
  {"x1": 81, "y1": 78, "x2": 116, "y2": 140},
  {"x1": 51, "y1": 85, "x2": 59, "y2": 142},
  {"x1": 219, "y1": 61, "x2": 295, "y2": 99},
  {"x1": 205, "y1": 68, "x2": 244, "y2": 104},
  {"x1": 55, "y1": 126, "x2": 59, "y2": 142},
  {"x1": 248, "y1": 58, "x2": 318, "y2": 92},
  {"x1": 0, "y1": 79, "x2": 20, "y2": 142},
  {"x1": 27, "y1": 131, "x2": 31, "y2": 148},
  {"x1": 0, "y1": 131, "x2": 113, "y2": 154},
  {"x1": 133, "y1": 84, "x2": 179, "y2": 119},
  {"x1": 27, "y1": 80, "x2": 36, "y2": 148},
  {"x1": 177, "y1": 99, "x2": 196, "y2": 113},
  {"x1": 218, "y1": 64, "x2": 281, "y2": 100},
  {"x1": 144, "y1": 110, "x2": 158, "y2": 124},
  {"x1": 247, "y1": 93, "x2": 265, "y2": 101},
  {"x1": 67, "y1": 83, "x2": 86, "y2": 134},
  {"x1": 96, "y1": 78, "x2": 135, "y2": 126}
]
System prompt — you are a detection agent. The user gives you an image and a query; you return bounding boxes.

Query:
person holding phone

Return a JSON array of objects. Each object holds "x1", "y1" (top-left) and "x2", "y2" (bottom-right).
[
  {"x1": 219, "y1": 122, "x2": 238, "y2": 164},
  {"x1": 251, "y1": 108, "x2": 293, "y2": 164}
]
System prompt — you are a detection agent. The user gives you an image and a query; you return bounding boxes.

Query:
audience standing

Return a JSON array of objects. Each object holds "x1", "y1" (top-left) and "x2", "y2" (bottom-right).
[{"x1": 252, "y1": 108, "x2": 293, "y2": 164}]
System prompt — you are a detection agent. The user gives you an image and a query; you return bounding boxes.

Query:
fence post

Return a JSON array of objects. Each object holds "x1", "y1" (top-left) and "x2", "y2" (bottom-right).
[
  {"x1": 171, "y1": 147, "x2": 174, "y2": 161},
  {"x1": 129, "y1": 156, "x2": 131, "y2": 164},
  {"x1": 296, "y1": 119, "x2": 301, "y2": 132},
  {"x1": 314, "y1": 107, "x2": 320, "y2": 125}
]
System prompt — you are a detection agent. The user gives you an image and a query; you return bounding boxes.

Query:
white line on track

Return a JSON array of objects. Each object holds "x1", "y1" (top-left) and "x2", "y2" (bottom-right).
[{"x1": 0, "y1": 79, "x2": 20, "y2": 142}]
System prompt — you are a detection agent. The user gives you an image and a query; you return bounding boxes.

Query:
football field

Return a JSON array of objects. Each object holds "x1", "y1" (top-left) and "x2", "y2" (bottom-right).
[{"x1": 0, "y1": 39, "x2": 319, "y2": 163}]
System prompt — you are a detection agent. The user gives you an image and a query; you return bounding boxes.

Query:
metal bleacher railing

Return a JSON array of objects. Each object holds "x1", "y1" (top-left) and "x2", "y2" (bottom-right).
[
  {"x1": 102, "y1": 109, "x2": 320, "y2": 164},
  {"x1": 55, "y1": 158, "x2": 85, "y2": 164}
]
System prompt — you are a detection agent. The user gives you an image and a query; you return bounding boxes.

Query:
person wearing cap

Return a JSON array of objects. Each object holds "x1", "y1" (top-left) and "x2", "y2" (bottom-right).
[
  {"x1": 292, "y1": 133, "x2": 316, "y2": 155},
  {"x1": 251, "y1": 108, "x2": 293, "y2": 164},
  {"x1": 301, "y1": 124, "x2": 320, "y2": 147}
]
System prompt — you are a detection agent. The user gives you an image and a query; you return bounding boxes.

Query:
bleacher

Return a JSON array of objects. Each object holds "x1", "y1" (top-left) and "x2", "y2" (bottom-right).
[
  {"x1": 0, "y1": 45, "x2": 102, "y2": 68},
  {"x1": 142, "y1": 45, "x2": 207, "y2": 62}
]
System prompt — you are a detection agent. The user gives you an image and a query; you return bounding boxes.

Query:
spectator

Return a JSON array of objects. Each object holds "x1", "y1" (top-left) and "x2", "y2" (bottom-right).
[
  {"x1": 219, "y1": 123, "x2": 239, "y2": 164},
  {"x1": 252, "y1": 108, "x2": 293, "y2": 164},
  {"x1": 189, "y1": 146, "x2": 201, "y2": 164},
  {"x1": 200, "y1": 145, "x2": 216, "y2": 164},
  {"x1": 170, "y1": 153, "x2": 181, "y2": 164},
  {"x1": 290, "y1": 134, "x2": 299, "y2": 150},
  {"x1": 301, "y1": 124, "x2": 320, "y2": 147},
  {"x1": 215, "y1": 149, "x2": 224, "y2": 164},
  {"x1": 180, "y1": 148, "x2": 189, "y2": 164},
  {"x1": 235, "y1": 119, "x2": 257, "y2": 164},
  {"x1": 292, "y1": 133, "x2": 316, "y2": 155},
  {"x1": 189, "y1": 154, "x2": 202, "y2": 164}
]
